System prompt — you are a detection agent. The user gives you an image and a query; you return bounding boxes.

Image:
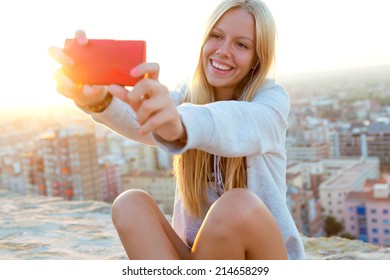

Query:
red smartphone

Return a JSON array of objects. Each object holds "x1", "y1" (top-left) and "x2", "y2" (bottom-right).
[{"x1": 63, "y1": 39, "x2": 146, "y2": 86}]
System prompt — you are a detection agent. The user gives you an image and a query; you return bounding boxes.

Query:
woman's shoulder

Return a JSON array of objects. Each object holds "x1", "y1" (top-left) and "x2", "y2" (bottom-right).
[
  {"x1": 254, "y1": 79, "x2": 290, "y2": 102},
  {"x1": 252, "y1": 79, "x2": 290, "y2": 118},
  {"x1": 257, "y1": 79, "x2": 288, "y2": 94}
]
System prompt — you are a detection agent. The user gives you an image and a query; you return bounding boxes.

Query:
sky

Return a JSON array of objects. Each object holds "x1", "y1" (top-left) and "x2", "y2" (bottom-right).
[{"x1": 0, "y1": 0, "x2": 389, "y2": 109}]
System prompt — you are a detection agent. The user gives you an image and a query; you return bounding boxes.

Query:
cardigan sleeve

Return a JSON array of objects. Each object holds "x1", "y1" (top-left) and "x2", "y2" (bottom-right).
[
  {"x1": 86, "y1": 88, "x2": 185, "y2": 147},
  {"x1": 153, "y1": 81, "x2": 290, "y2": 157}
]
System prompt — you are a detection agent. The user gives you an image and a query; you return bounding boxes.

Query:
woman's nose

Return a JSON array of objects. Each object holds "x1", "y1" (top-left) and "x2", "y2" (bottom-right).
[{"x1": 216, "y1": 41, "x2": 231, "y2": 57}]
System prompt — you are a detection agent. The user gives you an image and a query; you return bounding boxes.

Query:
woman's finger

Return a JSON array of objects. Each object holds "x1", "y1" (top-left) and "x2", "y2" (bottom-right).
[
  {"x1": 48, "y1": 47, "x2": 74, "y2": 67},
  {"x1": 131, "y1": 62, "x2": 160, "y2": 80},
  {"x1": 139, "y1": 110, "x2": 169, "y2": 135},
  {"x1": 139, "y1": 108, "x2": 183, "y2": 142},
  {"x1": 75, "y1": 30, "x2": 88, "y2": 45},
  {"x1": 109, "y1": 84, "x2": 143, "y2": 112},
  {"x1": 108, "y1": 84, "x2": 130, "y2": 103},
  {"x1": 130, "y1": 78, "x2": 163, "y2": 101},
  {"x1": 48, "y1": 29, "x2": 88, "y2": 66},
  {"x1": 126, "y1": 79, "x2": 155, "y2": 112},
  {"x1": 54, "y1": 68, "x2": 107, "y2": 106},
  {"x1": 54, "y1": 68, "x2": 81, "y2": 98},
  {"x1": 83, "y1": 85, "x2": 107, "y2": 99},
  {"x1": 136, "y1": 93, "x2": 167, "y2": 125}
]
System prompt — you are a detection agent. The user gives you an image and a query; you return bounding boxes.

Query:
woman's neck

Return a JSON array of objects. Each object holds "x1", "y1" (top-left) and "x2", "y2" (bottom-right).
[{"x1": 214, "y1": 87, "x2": 235, "y2": 101}]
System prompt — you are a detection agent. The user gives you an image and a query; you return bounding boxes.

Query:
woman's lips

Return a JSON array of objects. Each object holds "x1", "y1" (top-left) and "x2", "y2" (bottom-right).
[{"x1": 211, "y1": 59, "x2": 233, "y2": 71}]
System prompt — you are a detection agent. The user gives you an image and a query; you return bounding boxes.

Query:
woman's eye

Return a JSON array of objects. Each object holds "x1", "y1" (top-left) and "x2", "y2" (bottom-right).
[
  {"x1": 237, "y1": 42, "x2": 248, "y2": 49},
  {"x1": 210, "y1": 33, "x2": 221, "y2": 39}
]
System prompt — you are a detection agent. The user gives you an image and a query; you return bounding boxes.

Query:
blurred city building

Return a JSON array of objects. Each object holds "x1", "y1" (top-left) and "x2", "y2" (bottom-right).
[
  {"x1": 39, "y1": 126, "x2": 102, "y2": 201},
  {"x1": 344, "y1": 177, "x2": 390, "y2": 246}
]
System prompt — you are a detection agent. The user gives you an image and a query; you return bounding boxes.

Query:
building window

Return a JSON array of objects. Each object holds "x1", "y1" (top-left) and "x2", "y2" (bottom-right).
[
  {"x1": 384, "y1": 209, "x2": 389, "y2": 215},
  {"x1": 372, "y1": 238, "x2": 379, "y2": 244},
  {"x1": 384, "y1": 229, "x2": 390, "y2": 235},
  {"x1": 371, "y1": 209, "x2": 377, "y2": 214},
  {"x1": 357, "y1": 206, "x2": 366, "y2": 215},
  {"x1": 384, "y1": 219, "x2": 389, "y2": 225},
  {"x1": 359, "y1": 227, "x2": 367, "y2": 235},
  {"x1": 350, "y1": 216, "x2": 355, "y2": 221},
  {"x1": 372, "y1": 218, "x2": 378, "y2": 223},
  {"x1": 372, "y1": 228, "x2": 378, "y2": 234}
]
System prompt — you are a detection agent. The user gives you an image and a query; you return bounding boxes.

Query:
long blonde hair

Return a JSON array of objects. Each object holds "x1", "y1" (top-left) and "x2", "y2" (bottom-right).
[{"x1": 173, "y1": 0, "x2": 276, "y2": 217}]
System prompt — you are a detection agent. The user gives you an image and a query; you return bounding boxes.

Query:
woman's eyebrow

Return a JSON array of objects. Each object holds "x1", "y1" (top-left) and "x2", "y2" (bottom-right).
[{"x1": 212, "y1": 27, "x2": 254, "y2": 43}]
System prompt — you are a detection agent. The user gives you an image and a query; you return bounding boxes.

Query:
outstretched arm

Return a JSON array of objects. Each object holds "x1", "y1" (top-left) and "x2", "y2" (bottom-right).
[
  {"x1": 107, "y1": 63, "x2": 187, "y2": 144},
  {"x1": 153, "y1": 81, "x2": 290, "y2": 157}
]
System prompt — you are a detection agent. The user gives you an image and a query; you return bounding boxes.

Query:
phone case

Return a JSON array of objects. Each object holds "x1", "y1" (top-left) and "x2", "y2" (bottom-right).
[{"x1": 63, "y1": 39, "x2": 146, "y2": 86}]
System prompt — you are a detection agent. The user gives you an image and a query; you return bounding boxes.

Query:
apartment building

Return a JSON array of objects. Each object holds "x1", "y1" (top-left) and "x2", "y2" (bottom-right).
[
  {"x1": 319, "y1": 157, "x2": 380, "y2": 222},
  {"x1": 20, "y1": 151, "x2": 38, "y2": 195},
  {"x1": 103, "y1": 131, "x2": 173, "y2": 171},
  {"x1": 337, "y1": 121, "x2": 390, "y2": 172},
  {"x1": 287, "y1": 161, "x2": 324, "y2": 198},
  {"x1": 0, "y1": 155, "x2": 24, "y2": 194},
  {"x1": 100, "y1": 160, "x2": 121, "y2": 203},
  {"x1": 344, "y1": 182, "x2": 390, "y2": 246},
  {"x1": 366, "y1": 122, "x2": 390, "y2": 172},
  {"x1": 121, "y1": 170, "x2": 175, "y2": 215},
  {"x1": 287, "y1": 184, "x2": 323, "y2": 237},
  {"x1": 286, "y1": 140, "x2": 329, "y2": 162},
  {"x1": 40, "y1": 128, "x2": 102, "y2": 201}
]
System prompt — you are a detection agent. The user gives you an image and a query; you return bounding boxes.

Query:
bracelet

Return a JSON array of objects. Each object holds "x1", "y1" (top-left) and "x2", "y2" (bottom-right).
[{"x1": 83, "y1": 93, "x2": 113, "y2": 113}]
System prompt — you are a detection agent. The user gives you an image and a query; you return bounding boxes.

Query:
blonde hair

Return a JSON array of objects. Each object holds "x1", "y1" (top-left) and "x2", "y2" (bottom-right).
[{"x1": 173, "y1": 0, "x2": 276, "y2": 217}]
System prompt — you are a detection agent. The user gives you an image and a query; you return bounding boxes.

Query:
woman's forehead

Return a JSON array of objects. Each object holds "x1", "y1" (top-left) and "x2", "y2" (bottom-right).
[{"x1": 213, "y1": 8, "x2": 255, "y2": 40}]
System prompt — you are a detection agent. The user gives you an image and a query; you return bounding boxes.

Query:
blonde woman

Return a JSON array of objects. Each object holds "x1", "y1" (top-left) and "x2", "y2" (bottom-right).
[{"x1": 50, "y1": 0, "x2": 305, "y2": 259}]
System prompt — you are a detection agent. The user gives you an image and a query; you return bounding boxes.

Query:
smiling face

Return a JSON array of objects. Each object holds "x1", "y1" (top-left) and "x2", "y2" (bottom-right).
[{"x1": 202, "y1": 8, "x2": 257, "y2": 100}]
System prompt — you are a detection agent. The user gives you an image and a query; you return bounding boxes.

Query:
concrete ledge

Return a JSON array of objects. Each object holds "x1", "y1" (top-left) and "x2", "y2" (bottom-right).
[
  {"x1": 303, "y1": 236, "x2": 390, "y2": 260},
  {"x1": 1, "y1": 190, "x2": 390, "y2": 260}
]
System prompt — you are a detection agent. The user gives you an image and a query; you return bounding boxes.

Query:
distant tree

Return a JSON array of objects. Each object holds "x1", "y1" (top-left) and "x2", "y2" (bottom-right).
[
  {"x1": 340, "y1": 232, "x2": 357, "y2": 240},
  {"x1": 324, "y1": 216, "x2": 344, "y2": 237}
]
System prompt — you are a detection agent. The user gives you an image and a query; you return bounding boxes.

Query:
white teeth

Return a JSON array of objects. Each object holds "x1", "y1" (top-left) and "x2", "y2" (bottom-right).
[{"x1": 212, "y1": 60, "x2": 232, "y2": 71}]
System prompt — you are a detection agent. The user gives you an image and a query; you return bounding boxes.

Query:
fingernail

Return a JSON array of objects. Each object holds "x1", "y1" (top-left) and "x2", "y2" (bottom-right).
[
  {"x1": 77, "y1": 36, "x2": 88, "y2": 45},
  {"x1": 131, "y1": 68, "x2": 140, "y2": 77}
]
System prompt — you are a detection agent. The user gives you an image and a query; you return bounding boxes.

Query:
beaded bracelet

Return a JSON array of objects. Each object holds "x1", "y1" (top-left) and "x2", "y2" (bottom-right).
[{"x1": 83, "y1": 93, "x2": 113, "y2": 113}]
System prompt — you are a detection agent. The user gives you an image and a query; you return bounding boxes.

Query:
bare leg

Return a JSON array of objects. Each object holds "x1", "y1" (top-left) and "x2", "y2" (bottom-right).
[
  {"x1": 111, "y1": 189, "x2": 190, "y2": 260},
  {"x1": 190, "y1": 188, "x2": 288, "y2": 260}
]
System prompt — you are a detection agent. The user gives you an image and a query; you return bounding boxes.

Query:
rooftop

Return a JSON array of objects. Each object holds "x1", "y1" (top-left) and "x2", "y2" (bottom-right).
[
  {"x1": 2, "y1": 190, "x2": 390, "y2": 260},
  {"x1": 321, "y1": 159, "x2": 378, "y2": 191}
]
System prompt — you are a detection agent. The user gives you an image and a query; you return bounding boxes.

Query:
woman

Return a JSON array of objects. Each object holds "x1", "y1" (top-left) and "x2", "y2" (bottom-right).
[{"x1": 49, "y1": 0, "x2": 305, "y2": 260}]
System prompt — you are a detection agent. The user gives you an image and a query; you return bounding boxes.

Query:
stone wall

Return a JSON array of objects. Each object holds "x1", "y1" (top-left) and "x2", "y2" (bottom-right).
[{"x1": 1, "y1": 190, "x2": 390, "y2": 260}]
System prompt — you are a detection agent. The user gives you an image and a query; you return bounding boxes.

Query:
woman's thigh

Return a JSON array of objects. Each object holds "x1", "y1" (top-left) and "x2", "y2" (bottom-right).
[
  {"x1": 112, "y1": 189, "x2": 190, "y2": 259},
  {"x1": 190, "y1": 188, "x2": 288, "y2": 260}
]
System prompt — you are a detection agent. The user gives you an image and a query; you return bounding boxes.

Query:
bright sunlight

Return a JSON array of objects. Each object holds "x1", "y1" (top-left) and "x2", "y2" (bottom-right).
[{"x1": 1, "y1": 0, "x2": 389, "y2": 110}]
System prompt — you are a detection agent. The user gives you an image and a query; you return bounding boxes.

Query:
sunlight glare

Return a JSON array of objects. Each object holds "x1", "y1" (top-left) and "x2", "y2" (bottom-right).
[{"x1": 1, "y1": 0, "x2": 389, "y2": 110}]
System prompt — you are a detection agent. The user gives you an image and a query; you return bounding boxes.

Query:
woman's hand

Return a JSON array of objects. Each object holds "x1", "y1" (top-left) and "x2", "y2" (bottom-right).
[
  {"x1": 109, "y1": 63, "x2": 187, "y2": 142},
  {"x1": 48, "y1": 30, "x2": 109, "y2": 107}
]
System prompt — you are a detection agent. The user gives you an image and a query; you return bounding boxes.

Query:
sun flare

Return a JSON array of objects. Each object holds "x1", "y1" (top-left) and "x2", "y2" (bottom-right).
[{"x1": 1, "y1": 0, "x2": 389, "y2": 112}]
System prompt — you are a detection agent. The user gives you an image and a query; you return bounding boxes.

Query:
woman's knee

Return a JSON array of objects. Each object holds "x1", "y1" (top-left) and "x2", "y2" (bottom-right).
[
  {"x1": 219, "y1": 188, "x2": 268, "y2": 220},
  {"x1": 206, "y1": 189, "x2": 270, "y2": 235},
  {"x1": 111, "y1": 189, "x2": 153, "y2": 230}
]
